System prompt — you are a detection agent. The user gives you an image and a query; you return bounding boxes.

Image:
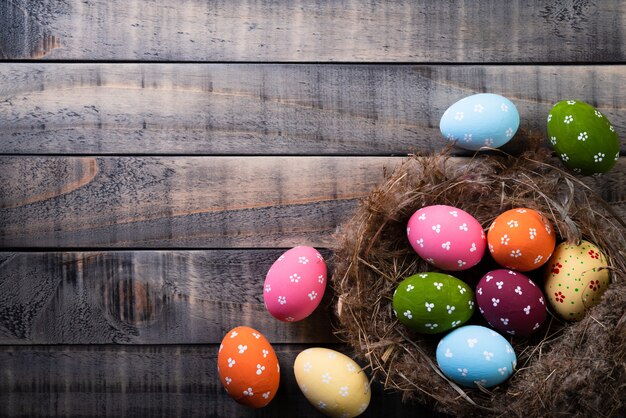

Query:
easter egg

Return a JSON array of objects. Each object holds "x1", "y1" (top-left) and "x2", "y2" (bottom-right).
[
  {"x1": 476, "y1": 269, "x2": 547, "y2": 337},
  {"x1": 544, "y1": 240, "x2": 610, "y2": 321},
  {"x1": 393, "y1": 272, "x2": 475, "y2": 334},
  {"x1": 547, "y1": 99, "x2": 619, "y2": 175},
  {"x1": 440, "y1": 93, "x2": 520, "y2": 151},
  {"x1": 406, "y1": 205, "x2": 486, "y2": 271},
  {"x1": 294, "y1": 348, "x2": 371, "y2": 418},
  {"x1": 487, "y1": 208, "x2": 555, "y2": 272},
  {"x1": 436, "y1": 325, "x2": 517, "y2": 388},
  {"x1": 217, "y1": 326, "x2": 280, "y2": 408},
  {"x1": 264, "y1": 246, "x2": 327, "y2": 322}
]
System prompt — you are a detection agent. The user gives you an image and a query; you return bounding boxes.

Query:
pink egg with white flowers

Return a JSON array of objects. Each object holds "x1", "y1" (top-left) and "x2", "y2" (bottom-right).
[
  {"x1": 407, "y1": 205, "x2": 486, "y2": 271},
  {"x1": 263, "y1": 246, "x2": 327, "y2": 322}
]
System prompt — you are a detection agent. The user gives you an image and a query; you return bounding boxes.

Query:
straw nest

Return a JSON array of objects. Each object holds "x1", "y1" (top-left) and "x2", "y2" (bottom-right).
[{"x1": 332, "y1": 140, "x2": 626, "y2": 417}]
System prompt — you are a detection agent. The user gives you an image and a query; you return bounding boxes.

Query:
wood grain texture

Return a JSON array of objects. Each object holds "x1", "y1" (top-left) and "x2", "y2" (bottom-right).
[
  {"x1": 1, "y1": 0, "x2": 625, "y2": 62},
  {"x1": 1, "y1": 156, "x2": 624, "y2": 248},
  {"x1": 1, "y1": 64, "x2": 626, "y2": 155},
  {"x1": 0, "y1": 156, "x2": 395, "y2": 248},
  {"x1": 0, "y1": 251, "x2": 337, "y2": 344},
  {"x1": 0, "y1": 345, "x2": 442, "y2": 417}
]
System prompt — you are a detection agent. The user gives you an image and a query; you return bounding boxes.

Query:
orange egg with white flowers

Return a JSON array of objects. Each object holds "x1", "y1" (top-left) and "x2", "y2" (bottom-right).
[
  {"x1": 217, "y1": 326, "x2": 280, "y2": 408},
  {"x1": 487, "y1": 208, "x2": 556, "y2": 272}
]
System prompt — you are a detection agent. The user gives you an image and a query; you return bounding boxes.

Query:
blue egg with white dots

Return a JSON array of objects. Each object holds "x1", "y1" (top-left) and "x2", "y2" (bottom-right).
[
  {"x1": 436, "y1": 325, "x2": 517, "y2": 388},
  {"x1": 439, "y1": 93, "x2": 520, "y2": 151}
]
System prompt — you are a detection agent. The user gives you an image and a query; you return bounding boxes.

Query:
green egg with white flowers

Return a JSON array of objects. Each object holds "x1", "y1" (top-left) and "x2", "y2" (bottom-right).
[
  {"x1": 392, "y1": 272, "x2": 475, "y2": 334},
  {"x1": 547, "y1": 100, "x2": 619, "y2": 176}
]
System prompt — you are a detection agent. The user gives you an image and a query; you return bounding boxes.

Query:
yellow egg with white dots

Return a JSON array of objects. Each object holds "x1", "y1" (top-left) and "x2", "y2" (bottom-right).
[
  {"x1": 544, "y1": 240, "x2": 610, "y2": 321},
  {"x1": 294, "y1": 348, "x2": 370, "y2": 418}
]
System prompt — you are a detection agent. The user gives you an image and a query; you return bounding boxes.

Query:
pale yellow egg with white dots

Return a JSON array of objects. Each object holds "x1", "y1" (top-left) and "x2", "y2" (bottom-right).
[{"x1": 294, "y1": 348, "x2": 370, "y2": 418}]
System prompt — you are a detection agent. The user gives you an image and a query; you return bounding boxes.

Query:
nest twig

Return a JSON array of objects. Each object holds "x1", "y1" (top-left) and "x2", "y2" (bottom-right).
[{"x1": 331, "y1": 140, "x2": 626, "y2": 417}]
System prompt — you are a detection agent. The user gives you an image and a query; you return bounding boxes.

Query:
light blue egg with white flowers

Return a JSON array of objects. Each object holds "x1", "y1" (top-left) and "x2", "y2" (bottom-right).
[
  {"x1": 436, "y1": 325, "x2": 516, "y2": 388},
  {"x1": 440, "y1": 93, "x2": 520, "y2": 151}
]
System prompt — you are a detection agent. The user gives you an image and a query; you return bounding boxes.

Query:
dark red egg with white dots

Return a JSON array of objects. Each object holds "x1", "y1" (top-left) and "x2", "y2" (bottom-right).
[{"x1": 476, "y1": 269, "x2": 547, "y2": 337}]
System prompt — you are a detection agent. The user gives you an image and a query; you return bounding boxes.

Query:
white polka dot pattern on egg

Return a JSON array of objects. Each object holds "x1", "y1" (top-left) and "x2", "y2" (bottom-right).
[
  {"x1": 439, "y1": 93, "x2": 520, "y2": 151},
  {"x1": 436, "y1": 325, "x2": 517, "y2": 388},
  {"x1": 264, "y1": 246, "x2": 328, "y2": 322},
  {"x1": 294, "y1": 348, "x2": 371, "y2": 418},
  {"x1": 217, "y1": 326, "x2": 280, "y2": 408}
]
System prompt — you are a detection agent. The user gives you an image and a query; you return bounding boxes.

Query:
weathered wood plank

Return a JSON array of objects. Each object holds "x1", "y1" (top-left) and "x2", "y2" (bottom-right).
[
  {"x1": 0, "y1": 156, "x2": 395, "y2": 248},
  {"x1": 1, "y1": 156, "x2": 624, "y2": 248},
  {"x1": 0, "y1": 251, "x2": 337, "y2": 344},
  {"x1": 0, "y1": 345, "x2": 440, "y2": 417},
  {"x1": 1, "y1": 64, "x2": 626, "y2": 155},
  {"x1": 1, "y1": 0, "x2": 625, "y2": 62}
]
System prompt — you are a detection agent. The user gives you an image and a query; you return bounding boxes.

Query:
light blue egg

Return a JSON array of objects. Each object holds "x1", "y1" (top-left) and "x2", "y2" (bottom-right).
[
  {"x1": 439, "y1": 93, "x2": 520, "y2": 151},
  {"x1": 436, "y1": 325, "x2": 516, "y2": 388}
]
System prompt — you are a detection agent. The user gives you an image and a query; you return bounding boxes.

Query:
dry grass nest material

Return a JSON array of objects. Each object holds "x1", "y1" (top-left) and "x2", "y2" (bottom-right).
[{"x1": 332, "y1": 145, "x2": 626, "y2": 417}]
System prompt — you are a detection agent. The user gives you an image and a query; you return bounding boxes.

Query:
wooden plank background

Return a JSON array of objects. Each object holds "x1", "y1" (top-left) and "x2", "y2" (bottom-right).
[
  {"x1": 1, "y1": 0, "x2": 625, "y2": 62},
  {"x1": 0, "y1": 1, "x2": 625, "y2": 417},
  {"x1": 1, "y1": 64, "x2": 625, "y2": 155}
]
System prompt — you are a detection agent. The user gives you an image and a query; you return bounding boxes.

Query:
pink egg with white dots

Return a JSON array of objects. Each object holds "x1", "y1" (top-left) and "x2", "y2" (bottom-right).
[
  {"x1": 263, "y1": 246, "x2": 327, "y2": 322},
  {"x1": 407, "y1": 205, "x2": 486, "y2": 271}
]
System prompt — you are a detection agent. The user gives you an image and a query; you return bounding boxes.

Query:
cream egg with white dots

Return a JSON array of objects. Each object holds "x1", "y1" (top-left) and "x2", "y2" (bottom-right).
[{"x1": 294, "y1": 348, "x2": 370, "y2": 418}]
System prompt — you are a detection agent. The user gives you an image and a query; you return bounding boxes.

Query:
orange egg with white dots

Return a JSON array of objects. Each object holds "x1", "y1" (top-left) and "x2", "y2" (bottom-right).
[
  {"x1": 487, "y1": 208, "x2": 556, "y2": 272},
  {"x1": 217, "y1": 326, "x2": 280, "y2": 408}
]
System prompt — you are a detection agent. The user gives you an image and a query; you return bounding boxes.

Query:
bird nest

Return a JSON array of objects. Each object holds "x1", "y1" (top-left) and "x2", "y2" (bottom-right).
[{"x1": 331, "y1": 141, "x2": 626, "y2": 417}]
